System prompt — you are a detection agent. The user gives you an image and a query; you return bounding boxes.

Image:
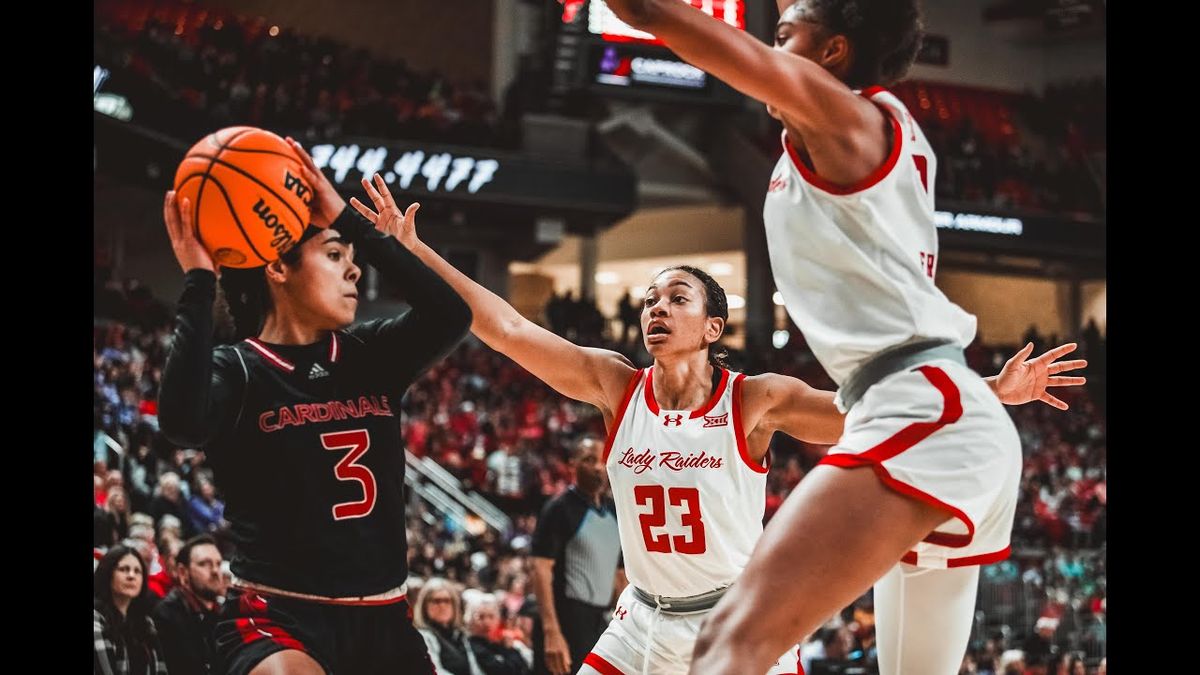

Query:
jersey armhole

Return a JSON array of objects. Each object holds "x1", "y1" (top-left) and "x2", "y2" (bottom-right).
[
  {"x1": 732, "y1": 374, "x2": 769, "y2": 474},
  {"x1": 231, "y1": 347, "x2": 250, "y2": 430},
  {"x1": 783, "y1": 99, "x2": 904, "y2": 197}
]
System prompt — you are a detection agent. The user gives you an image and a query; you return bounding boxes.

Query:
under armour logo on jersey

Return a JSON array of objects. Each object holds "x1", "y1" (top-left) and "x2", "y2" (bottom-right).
[
  {"x1": 662, "y1": 414, "x2": 684, "y2": 427},
  {"x1": 308, "y1": 363, "x2": 330, "y2": 380},
  {"x1": 703, "y1": 413, "x2": 728, "y2": 428},
  {"x1": 615, "y1": 606, "x2": 627, "y2": 620},
  {"x1": 768, "y1": 175, "x2": 788, "y2": 192}
]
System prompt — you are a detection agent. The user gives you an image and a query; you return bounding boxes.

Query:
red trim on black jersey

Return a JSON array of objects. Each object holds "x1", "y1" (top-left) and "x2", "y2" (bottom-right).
[
  {"x1": 329, "y1": 333, "x2": 340, "y2": 363},
  {"x1": 244, "y1": 338, "x2": 296, "y2": 373}
]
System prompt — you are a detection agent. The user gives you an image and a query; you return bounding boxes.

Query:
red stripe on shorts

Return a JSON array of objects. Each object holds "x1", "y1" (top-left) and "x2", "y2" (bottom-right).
[
  {"x1": 583, "y1": 652, "x2": 627, "y2": 675},
  {"x1": 234, "y1": 617, "x2": 308, "y2": 652},
  {"x1": 819, "y1": 365, "x2": 974, "y2": 549}
]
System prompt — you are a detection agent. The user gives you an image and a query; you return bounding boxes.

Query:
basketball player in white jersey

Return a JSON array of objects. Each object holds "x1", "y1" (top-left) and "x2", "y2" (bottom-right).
[
  {"x1": 347, "y1": 175, "x2": 1082, "y2": 675},
  {"x1": 600, "y1": 1, "x2": 1090, "y2": 674}
]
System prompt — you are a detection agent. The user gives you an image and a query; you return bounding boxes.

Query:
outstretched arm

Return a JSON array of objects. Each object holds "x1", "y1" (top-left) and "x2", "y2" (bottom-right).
[
  {"x1": 742, "y1": 373, "x2": 844, "y2": 445},
  {"x1": 349, "y1": 173, "x2": 636, "y2": 416}
]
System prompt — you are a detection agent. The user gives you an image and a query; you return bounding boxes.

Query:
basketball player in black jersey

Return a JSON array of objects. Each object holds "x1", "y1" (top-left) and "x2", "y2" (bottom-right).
[{"x1": 158, "y1": 138, "x2": 472, "y2": 675}]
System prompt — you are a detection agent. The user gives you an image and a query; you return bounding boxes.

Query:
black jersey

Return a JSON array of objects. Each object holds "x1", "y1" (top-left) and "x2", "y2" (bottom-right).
[{"x1": 160, "y1": 207, "x2": 471, "y2": 598}]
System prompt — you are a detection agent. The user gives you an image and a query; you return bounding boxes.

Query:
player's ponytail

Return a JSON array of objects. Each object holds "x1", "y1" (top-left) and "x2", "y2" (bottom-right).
[{"x1": 216, "y1": 245, "x2": 304, "y2": 341}]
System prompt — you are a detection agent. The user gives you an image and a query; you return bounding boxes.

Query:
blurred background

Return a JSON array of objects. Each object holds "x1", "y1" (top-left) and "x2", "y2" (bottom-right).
[{"x1": 93, "y1": 1, "x2": 1105, "y2": 673}]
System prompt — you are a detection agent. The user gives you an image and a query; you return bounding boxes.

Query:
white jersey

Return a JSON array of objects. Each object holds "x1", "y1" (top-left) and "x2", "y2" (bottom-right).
[
  {"x1": 603, "y1": 368, "x2": 767, "y2": 598},
  {"x1": 763, "y1": 86, "x2": 977, "y2": 387}
]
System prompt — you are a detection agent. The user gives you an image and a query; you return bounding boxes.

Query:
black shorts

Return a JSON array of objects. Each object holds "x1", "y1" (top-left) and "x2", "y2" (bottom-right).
[{"x1": 214, "y1": 587, "x2": 436, "y2": 675}]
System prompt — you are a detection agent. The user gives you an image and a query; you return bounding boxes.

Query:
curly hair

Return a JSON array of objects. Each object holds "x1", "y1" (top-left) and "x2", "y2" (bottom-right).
[{"x1": 792, "y1": 0, "x2": 924, "y2": 88}]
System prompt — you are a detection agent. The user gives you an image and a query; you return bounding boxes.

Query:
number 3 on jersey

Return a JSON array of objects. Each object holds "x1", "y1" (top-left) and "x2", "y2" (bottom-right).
[
  {"x1": 634, "y1": 485, "x2": 707, "y2": 554},
  {"x1": 321, "y1": 429, "x2": 377, "y2": 520}
]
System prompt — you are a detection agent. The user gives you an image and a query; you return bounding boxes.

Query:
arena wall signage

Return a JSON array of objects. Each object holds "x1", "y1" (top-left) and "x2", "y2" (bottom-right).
[{"x1": 308, "y1": 141, "x2": 636, "y2": 216}]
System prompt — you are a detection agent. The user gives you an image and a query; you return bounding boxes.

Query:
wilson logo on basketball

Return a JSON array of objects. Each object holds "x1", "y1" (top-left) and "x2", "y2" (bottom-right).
[
  {"x1": 702, "y1": 413, "x2": 728, "y2": 428},
  {"x1": 662, "y1": 414, "x2": 684, "y2": 427},
  {"x1": 283, "y1": 170, "x2": 312, "y2": 205},
  {"x1": 252, "y1": 198, "x2": 297, "y2": 252}
]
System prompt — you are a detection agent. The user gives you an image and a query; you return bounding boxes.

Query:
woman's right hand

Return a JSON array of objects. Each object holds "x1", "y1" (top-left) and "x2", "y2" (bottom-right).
[{"x1": 163, "y1": 191, "x2": 215, "y2": 274}]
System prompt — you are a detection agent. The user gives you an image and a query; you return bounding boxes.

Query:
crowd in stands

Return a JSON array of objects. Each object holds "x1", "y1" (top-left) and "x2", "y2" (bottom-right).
[
  {"x1": 93, "y1": 276, "x2": 1106, "y2": 674},
  {"x1": 94, "y1": 0, "x2": 503, "y2": 148},
  {"x1": 892, "y1": 79, "x2": 1106, "y2": 216}
]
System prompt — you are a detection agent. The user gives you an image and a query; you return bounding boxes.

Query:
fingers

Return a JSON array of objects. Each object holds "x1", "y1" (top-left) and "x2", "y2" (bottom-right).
[
  {"x1": 164, "y1": 191, "x2": 196, "y2": 241},
  {"x1": 1034, "y1": 342, "x2": 1078, "y2": 364},
  {"x1": 1007, "y1": 342, "x2": 1035, "y2": 366},
  {"x1": 403, "y1": 202, "x2": 421, "y2": 224},
  {"x1": 163, "y1": 191, "x2": 179, "y2": 237},
  {"x1": 1047, "y1": 376, "x2": 1087, "y2": 387},
  {"x1": 285, "y1": 137, "x2": 320, "y2": 174},
  {"x1": 179, "y1": 197, "x2": 194, "y2": 234},
  {"x1": 372, "y1": 173, "x2": 398, "y2": 210},
  {"x1": 360, "y1": 177, "x2": 387, "y2": 211},
  {"x1": 1038, "y1": 392, "x2": 1068, "y2": 410},
  {"x1": 1047, "y1": 359, "x2": 1088, "y2": 374},
  {"x1": 299, "y1": 164, "x2": 324, "y2": 191},
  {"x1": 348, "y1": 197, "x2": 379, "y2": 223}
]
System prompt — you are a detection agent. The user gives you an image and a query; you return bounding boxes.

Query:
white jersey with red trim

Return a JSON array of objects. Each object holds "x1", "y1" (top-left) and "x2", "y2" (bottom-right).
[
  {"x1": 762, "y1": 86, "x2": 977, "y2": 387},
  {"x1": 603, "y1": 368, "x2": 767, "y2": 598}
]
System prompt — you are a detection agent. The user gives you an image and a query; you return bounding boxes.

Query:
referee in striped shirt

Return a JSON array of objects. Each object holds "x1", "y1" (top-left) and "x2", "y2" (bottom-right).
[{"x1": 531, "y1": 436, "x2": 626, "y2": 675}]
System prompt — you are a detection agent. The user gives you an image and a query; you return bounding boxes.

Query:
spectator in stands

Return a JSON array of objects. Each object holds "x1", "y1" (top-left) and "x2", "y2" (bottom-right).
[
  {"x1": 152, "y1": 534, "x2": 225, "y2": 675},
  {"x1": 416, "y1": 578, "x2": 479, "y2": 674},
  {"x1": 616, "y1": 292, "x2": 641, "y2": 349},
  {"x1": 159, "y1": 532, "x2": 185, "y2": 583},
  {"x1": 1024, "y1": 616, "x2": 1060, "y2": 667},
  {"x1": 186, "y1": 475, "x2": 226, "y2": 534},
  {"x1": 150, "y1": 471, "x2": 194, "y2": 537},
  {"x1": 106, "y1": 485, "x2": 132, "y2": 542},
  {"x1": 94, "y1": 545, "x2": 169, "y2": 674},
  {"x1": 998, "y1": 649, "x2": 1025, "y2": 675},
  {"x1": 488, "y1": 442, "x2": 529, "y2": 514},
  {"x1": 465, "y1": 592, "x2": 533, "y2": 675},
  {"x1": 127, "y1": 522, "x2": 170, "y2": 600}
]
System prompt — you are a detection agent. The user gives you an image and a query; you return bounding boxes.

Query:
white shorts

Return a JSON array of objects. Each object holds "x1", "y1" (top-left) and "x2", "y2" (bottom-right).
[
  {"x1": 821, "y1": 358, "x2": 1022, "y2": 568},
  {"x1": 580, "y1": 586, "x2": 803, "y2": 675}
]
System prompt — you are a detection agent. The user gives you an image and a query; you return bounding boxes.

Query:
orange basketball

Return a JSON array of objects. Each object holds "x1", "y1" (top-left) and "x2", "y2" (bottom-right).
[{"x1": 173, "y1": 126, "x2": 313, "y2": 269}]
